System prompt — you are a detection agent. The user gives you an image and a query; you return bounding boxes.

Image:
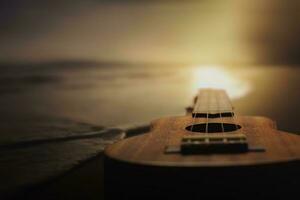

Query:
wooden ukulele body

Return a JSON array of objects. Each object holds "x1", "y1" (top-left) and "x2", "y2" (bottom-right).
[
  {"x1": 104, "y1": 89, "x2": 300, "y2": 199},
  {"x1": 106, "y1": 115, "x2": 300, "y2": 167},
  {"x1": 105, "y1": 115, "x2": 300, "y2": 199}
]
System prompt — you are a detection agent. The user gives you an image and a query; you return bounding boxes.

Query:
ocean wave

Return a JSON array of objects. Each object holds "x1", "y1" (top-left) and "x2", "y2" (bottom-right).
[
  {"x1": 0, "y1": 128, "x2": 124, "y2": 151},
  {"x1": 0, "y1": 127, "x2": 126, "y2": 198}
]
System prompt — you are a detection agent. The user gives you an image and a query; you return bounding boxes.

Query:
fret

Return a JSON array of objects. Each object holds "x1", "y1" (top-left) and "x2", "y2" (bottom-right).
[{"x1": 193, "y1": 89, "x2": 234, "y2": 117}]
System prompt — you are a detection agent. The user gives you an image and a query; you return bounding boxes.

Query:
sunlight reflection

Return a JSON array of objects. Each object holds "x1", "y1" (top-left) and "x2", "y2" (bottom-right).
[{"x1": 191, "y1": 65, "x2": 251, "y2": 99}]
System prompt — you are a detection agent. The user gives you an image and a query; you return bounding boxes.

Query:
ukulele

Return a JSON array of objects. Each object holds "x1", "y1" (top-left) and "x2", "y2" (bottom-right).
[{"x1": 104, "y1": 89, "x2": 300, "y2": 199}]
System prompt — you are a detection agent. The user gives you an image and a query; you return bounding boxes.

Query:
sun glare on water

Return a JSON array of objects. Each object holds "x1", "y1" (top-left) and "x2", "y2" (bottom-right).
[{"x1": 191, "y1": 65, "x2": 251, "y2": 99}]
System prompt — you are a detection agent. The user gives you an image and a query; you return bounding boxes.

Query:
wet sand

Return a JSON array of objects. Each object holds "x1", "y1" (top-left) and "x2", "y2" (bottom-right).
[{"x1": 23, "y1": 153, "x2": 105, "y2": 200}]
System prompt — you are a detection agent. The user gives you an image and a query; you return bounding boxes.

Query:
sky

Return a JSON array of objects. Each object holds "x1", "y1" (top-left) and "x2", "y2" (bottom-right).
[{"x1": 0, "y1": 0, "x2": 299, "y2": 64}]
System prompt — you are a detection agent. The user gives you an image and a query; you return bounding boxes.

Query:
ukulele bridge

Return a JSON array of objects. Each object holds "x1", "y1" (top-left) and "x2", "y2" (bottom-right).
[{"x1": 165, "y1": 134, "x2": 250, "y2": 154}]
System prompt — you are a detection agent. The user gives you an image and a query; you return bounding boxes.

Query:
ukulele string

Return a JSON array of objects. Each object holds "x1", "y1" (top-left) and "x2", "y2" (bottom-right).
[
  {"x1": 205, "y1": 90, "x2": 210, "y2": 135},
  {"x1": 231, "y1": 111, "x2": 239, "y2": 132},
  {"x1": 225, "y1": 91, "x2": 239, "y2": 132},
  {"x1": 218, "y1": 91, "x2": 225, "y2": 135},
  {"x1": 206, "y1": 111, "x2": 209, "y2": 135},
  {"x1": 191, "y1": 90, "x2": 202, "y2": 132}
]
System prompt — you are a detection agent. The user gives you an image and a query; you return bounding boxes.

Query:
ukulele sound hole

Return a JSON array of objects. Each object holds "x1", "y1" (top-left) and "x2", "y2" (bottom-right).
[{"x1": 185, "y1": 123, "x2": 241, "y2": 133}]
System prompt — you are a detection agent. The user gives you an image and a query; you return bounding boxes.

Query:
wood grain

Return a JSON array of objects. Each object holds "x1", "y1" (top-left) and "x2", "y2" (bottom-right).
[{"x1": 105, "y1": 115, "x2": 300, "y2": 167}]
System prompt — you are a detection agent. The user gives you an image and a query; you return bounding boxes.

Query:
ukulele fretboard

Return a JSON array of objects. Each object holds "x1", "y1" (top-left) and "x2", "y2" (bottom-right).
[{"x1": 193, "y1": 89, "x2": 234, "y2": 117}]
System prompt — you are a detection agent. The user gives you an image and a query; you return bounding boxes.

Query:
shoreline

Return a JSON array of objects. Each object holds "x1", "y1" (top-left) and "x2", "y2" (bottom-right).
[{"x1": 7, "y1": 125, "x2": 150, "y2": 200}]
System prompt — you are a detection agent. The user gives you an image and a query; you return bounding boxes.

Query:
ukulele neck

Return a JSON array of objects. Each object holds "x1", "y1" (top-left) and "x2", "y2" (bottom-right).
[{"x1": 193, "y1": 89, "x2": 234, "y2": 118}]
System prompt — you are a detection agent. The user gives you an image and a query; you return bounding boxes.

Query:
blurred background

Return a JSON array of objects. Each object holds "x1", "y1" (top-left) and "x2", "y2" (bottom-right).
[
  {"x1": 0, "y1": 0, "x2": 299, "y2": 199},
  {"x1": 1, "y1": 0, "x2": 299, "y2": 64}
]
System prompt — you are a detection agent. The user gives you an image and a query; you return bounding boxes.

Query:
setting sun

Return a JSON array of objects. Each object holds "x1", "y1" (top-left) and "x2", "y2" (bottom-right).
[{"x1": 191, "y1": 65, "x2": 251, "y2": 99}]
